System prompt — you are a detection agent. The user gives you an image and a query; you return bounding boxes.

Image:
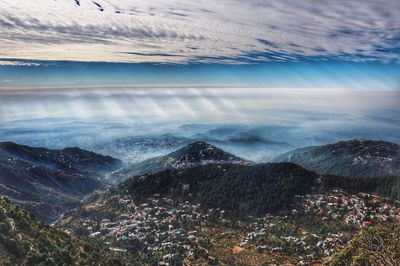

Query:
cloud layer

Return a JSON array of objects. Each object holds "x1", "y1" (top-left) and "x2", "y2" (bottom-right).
[{"x1": 0, "y1": 0, "x2": 399, "y2": 63}]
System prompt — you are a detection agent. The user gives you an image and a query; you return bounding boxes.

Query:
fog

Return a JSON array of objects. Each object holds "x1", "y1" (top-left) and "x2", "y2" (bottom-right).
[{"x1": 1, "y1": 87, "x2": 399, "y2": 162}]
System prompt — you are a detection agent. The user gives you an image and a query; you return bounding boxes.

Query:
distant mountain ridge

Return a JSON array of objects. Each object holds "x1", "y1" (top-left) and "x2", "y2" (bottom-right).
[
  {"x1": 0, "y1": 141, "x2": 122, "y2": 174},
  {"x1": 274, "y1": 139, "x2": 400, "y2": 178},
  {"x1": 93, "y1": 128, "x2": 292, "y2": 164},
  {"x1": 0, "y1": 141, "x2": 122, "y2": 222},
  {"x1": 113, "y1": 141, "x2": 251, "y2": 182}
]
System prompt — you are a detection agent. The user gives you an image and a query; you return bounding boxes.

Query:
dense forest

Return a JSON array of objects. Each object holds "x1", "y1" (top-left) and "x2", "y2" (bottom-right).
[
  {"x1": 324, "y1": 175, "x2": 400, "y2": 201},
  {"x1": 120, "y1": 162, "x2": 318, "y2": 217}
]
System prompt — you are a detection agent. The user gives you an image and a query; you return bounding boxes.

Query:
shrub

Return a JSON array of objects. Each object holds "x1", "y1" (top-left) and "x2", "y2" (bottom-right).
[
  {"x1": 0, "y1": 222, "x2": 10, "y2": 235},
  {"x1": 3, "y1": 237, "x2": 19, "y2": 255}
]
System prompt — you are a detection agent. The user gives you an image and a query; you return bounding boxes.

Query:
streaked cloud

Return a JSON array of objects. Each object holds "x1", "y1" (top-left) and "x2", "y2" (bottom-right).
[
  {"x1": 0, "y1": 60, "x2": 41, "y2": 66},
  {"x1": 0, "y1": 0, "x2": 399, "y2": 63}
]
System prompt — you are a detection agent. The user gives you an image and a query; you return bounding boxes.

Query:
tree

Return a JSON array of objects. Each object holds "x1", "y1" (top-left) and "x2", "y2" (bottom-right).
[
  {"x1": 3, "y1": 237, "x2": 19, "y2": 255},
  {"x1": 329, "y1": 224, "x2": 400, "y2": 266}
]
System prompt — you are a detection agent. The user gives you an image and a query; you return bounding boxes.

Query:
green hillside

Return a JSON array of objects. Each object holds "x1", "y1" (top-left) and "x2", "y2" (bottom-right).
[
  {"x1": 324, "y1": 175, "x2": 400, "y2": 201},
  {"x1": 121, "y1": 162, "x2": 318, "y2": 217},
  {"x1": 0, "y1": 196, "x2": 143, "y2": 266}
]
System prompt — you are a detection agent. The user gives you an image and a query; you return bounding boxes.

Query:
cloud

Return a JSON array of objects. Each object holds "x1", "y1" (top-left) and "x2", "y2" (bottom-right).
[
  {"x1": 0, "y1": 0, "x2": 399, "y2": 64},
  {"x1": 0, "y1": 60, "x2": 41, "y2": 66}
]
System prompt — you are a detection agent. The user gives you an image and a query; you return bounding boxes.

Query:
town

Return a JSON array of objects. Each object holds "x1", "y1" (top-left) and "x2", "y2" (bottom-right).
[{"x1": 59, "y1": 189, "x2": 400, "y2": 265}]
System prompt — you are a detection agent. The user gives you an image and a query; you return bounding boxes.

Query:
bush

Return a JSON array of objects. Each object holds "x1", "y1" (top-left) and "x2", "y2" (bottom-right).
[
  {"x1": 0, "y1": 222, "x2": 10, "y2": 235},
  {"x1": 3, "y1": 237, "x2": 19, "y2": 255},
  {"x1": 45, "y1": 258, "x2": 57, "y2": 266},
  {"x1": 0, "y1": 210, "x2": 7, "y2": 221}
]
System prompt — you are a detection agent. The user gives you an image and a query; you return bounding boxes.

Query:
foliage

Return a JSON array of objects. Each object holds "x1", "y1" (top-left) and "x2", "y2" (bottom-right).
[
  {"x1": 328, "y1": 223, "x2": 400, "y2": 266},
  {"x1": 121, "y1": 162, "x2": 318, "y2": 217},
  {"x1": 324, "y1": 175, "x2": 400, "y2": 201},
  {"x1": 0, "y1": 196, "x2": 147, "y2": 265}
]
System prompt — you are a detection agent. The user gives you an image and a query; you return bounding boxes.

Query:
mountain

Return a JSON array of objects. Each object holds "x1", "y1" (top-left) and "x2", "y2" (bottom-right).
[
  {"x1": 0, "y1": 196, "x2": 143, "y2": 265},
  {"x1": 190, "y1": 124, "x2": 249, "y2": 141},
  {"x1": 188, "y1": 125, "x2": 293, "y2": 161},
  {"x1": 120, "y1": 162, "x2": 318, "y2": 216},
  {"x1": 227, "y1": 133, "x2": 280, "y2": 144},
  {"x1": 274, "y1": 139, "x2": 400, "y2": 178},
  {"x1": 0, "y1": 141, "x2": 122, "y2": 175},
  {"x1": 56, "y1": 162, "x2": 318, "y2": 265},
  {"x1": 112, "y1": 142, "x2": 250, "y2": 182},
  {"x1": 88, "y1": 124, "x2": 293, "y2": 164},
  {"x1": 0, "y1": 142, "x2": 122, "y2": 222},
  {"x1": 192, "y1": 126, "x2": 288, "y2": 146}
]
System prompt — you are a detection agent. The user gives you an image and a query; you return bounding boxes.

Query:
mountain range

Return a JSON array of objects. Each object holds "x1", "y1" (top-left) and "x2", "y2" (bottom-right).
[
  {"x1": 2, "y1": 139, "x2": 400, "y2": 223},
  {"x1": 1, "y1": 138, "x2": 400, "y2": 265},
  {"x1": 0, "y1": 142, "x2": 122, "y2": 222},
  {"x1": 89, "y1": 124, "x2": 295, "y2": 164}
]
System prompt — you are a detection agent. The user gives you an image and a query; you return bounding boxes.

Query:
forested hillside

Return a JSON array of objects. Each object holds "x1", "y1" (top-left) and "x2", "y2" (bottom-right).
[
  {"x1": 0, "y1": 197, "x2": 144, "y2": 266},
  {"x1": 324, "y1": 175, "x2": 400, "y2": 201},
  {"x1": 275, "y1": 139, "x2": 400, "y2": 178},
  {"x1": 121, "y1": 162, "x2": 318, "y2": 216}
]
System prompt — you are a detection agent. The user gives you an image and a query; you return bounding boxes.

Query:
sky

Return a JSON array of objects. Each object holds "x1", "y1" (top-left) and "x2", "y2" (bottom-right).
[
  {"x1": 0, "y1": 0, "x2": 399, "y2": 90},
  {"x1": 0, "y1": 61, "x2": 399, "y2": 90},
  {"x1": 0, "y1": 0, "x2": 399, "y2": 152},
  {"x1": 0, "y1": 1, "x2": 399, "y2": 111},
  {"x1": 0, "y1": 0, "x2": 399, "y2": 64}
]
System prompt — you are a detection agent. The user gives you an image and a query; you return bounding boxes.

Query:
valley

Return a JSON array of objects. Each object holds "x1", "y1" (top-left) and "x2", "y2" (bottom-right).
[
  {"x1": 56, "y1": 186, "x2": 400, "y2": 265},
  {"x1": 1, "y1": 138, "x2": 400, "y2": 265},
  {"x1": 1, "y1": 1, "x2": 399, "y2": 264}
]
